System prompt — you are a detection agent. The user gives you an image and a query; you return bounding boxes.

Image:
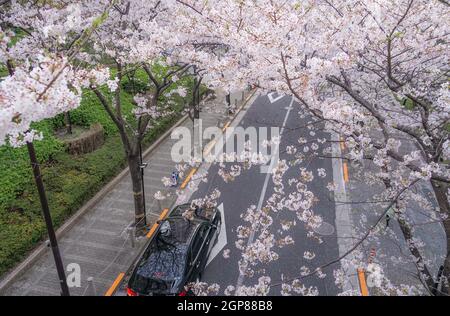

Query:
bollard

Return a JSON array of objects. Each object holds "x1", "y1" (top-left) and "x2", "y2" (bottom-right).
[
  {"x1": 86, "y1": 277, "x2": 97, "y2": 296},
  {"x1": 127, "y1": 227, "x2": 135, "y2": 248}
]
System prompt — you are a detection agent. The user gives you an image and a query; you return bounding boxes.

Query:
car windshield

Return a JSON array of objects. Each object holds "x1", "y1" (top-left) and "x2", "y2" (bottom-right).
[{"x1": 130, "y1": 218, "x2": 198, "y2": 294}]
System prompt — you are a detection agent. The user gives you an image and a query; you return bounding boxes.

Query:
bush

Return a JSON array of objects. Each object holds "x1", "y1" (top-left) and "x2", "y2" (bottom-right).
[
  {"x1": 0, "y1": 120, "x2": 64, "y2": 217},
  {"x1": 61, "y1": 88, "x2": 135, "y2": 136},
  {"x1": 0, "y1": 135, "x2": 126, "y2": 276}
]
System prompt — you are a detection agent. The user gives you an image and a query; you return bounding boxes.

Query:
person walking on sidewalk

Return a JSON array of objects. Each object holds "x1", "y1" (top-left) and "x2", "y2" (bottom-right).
[{"x1": 171, "y1": 171, "x2": 179, "y2": 187}]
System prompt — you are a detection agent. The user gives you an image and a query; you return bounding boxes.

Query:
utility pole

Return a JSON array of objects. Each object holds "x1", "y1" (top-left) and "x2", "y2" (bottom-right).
[
  {"x1": 139, "y1": 140, "x2": 148, "y2": 225},
  {"x1": 26, "y1": 141, "x2": 70, "y2": 296},
  {"x1": 193, "y1": 66, "x2": 200, "y2": 120},
  {"x1": 192, "y1": 66, "x2": 203, "y2": 162}
]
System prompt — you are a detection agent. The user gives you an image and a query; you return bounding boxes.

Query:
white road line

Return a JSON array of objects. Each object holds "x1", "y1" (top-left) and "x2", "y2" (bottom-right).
[
  {"x1": 206, "y1": 203, "x2": 227, "y2": 266},
  {"x1": 235, "y1": 96, "x2": 293, "y2": 293}
]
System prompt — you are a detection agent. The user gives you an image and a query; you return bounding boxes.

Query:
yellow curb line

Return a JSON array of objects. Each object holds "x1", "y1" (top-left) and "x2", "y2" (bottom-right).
[
  {"x1": 343, "y1": 162, "x2": 349, "y2": 183},
  {"x1": 180, "y1": 167, "x2": 198, "y2": 189},
  {"x1": 182, "y1": 91, "x2": 257, "y2": 190},
  {"x1": 203, "y1": 139, "x2": 218, "y2": 157},
  {"x1": 222, "y1": 121, "x2": 231, "y2": 132},
  {"x1": 104, "y1": 272, "x2": 125, "y2": 296},
  {"x1": 357, "y1": 268, "x2": 369, "y2": 296},
  {"x1": 146, "y1": 208, "x2": 170, "y2": 239}
]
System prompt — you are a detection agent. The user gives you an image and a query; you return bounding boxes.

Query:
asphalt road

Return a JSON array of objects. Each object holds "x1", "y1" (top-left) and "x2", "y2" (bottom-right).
[{"x1": 191, "y1": 94, "x2": 342, "y2": 296}]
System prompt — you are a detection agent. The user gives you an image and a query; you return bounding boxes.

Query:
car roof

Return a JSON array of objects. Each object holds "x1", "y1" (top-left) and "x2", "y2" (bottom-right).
[
  {"x1": 169, "y1": 203, "x2": 217, "y2": 221},
  {"x1": 132, "y1": 218, "x2": 201, "y2": 283},
  {"x1": 127, "y1": 204, "x2": 218, "y2": 295}
]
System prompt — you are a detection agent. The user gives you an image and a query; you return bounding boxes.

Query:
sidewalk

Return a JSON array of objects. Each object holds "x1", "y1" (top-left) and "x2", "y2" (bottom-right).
[{"x1": 0, "y1": 89, "x2": 252, "y2": 296}]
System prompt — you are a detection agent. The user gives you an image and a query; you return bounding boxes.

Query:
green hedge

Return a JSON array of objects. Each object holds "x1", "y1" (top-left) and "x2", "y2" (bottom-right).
[
  {"x1": 0, "y1": 135, "x2": 127, "y2": 276},
  {"x1": 0, "y1": 121, "x2": 64, "y2": 218}
]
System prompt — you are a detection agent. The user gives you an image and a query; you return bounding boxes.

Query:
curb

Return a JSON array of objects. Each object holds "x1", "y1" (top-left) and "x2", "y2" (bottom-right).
[{"x1": 0, "y1": 114, "x2": 190, "y2": 294}]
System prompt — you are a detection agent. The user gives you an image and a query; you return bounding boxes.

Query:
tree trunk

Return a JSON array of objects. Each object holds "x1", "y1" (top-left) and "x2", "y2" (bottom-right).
[
  {"x1": 65, "y1": 111, "x2": 72, "y2": 135},
  {"x1": 430, "y1": 180, "x2": 450, "y2": 295},
  {"x1": 127, "y1": 154, "x2": 146, "y2": 231},
  {"x1": 27, "y1": 142, "x2": 70, "y2": 296},
  {"x1": 397, "y1": 215, "x2": 436, "y2": 292}
]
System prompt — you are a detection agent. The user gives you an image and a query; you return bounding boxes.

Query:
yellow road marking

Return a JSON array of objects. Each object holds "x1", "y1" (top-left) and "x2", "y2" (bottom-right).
[
  {"x1": 159, "y1": 207, "x2": 170, "y2": 219},
  {"x1": 203, "y1": 139, "x2": 217, "y2": 156},
  {"x1": 340, "y1": 136, "x2": 346, "y2": 151},
  {"x1": 357, "y1": 268, "x2": 369, "y2": 296},
  {"x1": 105, "y1": 272, "x2": 125, "y2": 296},
  {"x1": 222, "y1": 121, "x2": 231, "y2": 132},
  {"x1": 146, "y1": 208, "x2": 169, "y2": 239},
  {"x1": 180, "y1": 167, "x2": 198, "y2": 189},
  {"x1": 343, "y1": 162, "x2": 349, "y2": 183}
]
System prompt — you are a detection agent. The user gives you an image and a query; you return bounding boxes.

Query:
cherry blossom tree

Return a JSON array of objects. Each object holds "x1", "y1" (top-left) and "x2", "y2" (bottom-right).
[
  {"x1": 80, "y1": 0, "x2": 253, "y2": 230},
  {"x1": 2, "y1": 0, "x2": 448, "y2": 296},
  {"x1": 174, "y1": 0, "x2": 450, "y2": 295},
  {"x1": 78, "y1": 0, "x2": 213, "y2": 230},
  {"x1": 0, "y1": 0, "x2": 121, "y2": 295}
]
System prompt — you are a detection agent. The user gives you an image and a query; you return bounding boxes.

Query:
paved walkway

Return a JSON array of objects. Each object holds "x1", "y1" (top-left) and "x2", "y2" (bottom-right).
[{"x1": 1, "y1": 89, "x2": 250, "y2": 296}]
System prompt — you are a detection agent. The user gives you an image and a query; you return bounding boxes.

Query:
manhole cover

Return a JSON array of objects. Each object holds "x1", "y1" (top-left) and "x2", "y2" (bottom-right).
[{"x1": 312, "y1": 222, "x2": 335, "y2": 236}]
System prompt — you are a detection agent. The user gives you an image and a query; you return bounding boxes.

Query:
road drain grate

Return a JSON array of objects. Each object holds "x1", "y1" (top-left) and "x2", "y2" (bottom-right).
[{"x1": 312, "y1": 222, "x2": 335, "y2": 236}]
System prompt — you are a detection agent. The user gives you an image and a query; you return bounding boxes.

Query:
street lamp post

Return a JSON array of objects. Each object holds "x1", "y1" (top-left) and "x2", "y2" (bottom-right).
[
  {"x1": 191, "y1": 66, "x2": 203, "y2": 162},
  {"x1": 139, "y1": 139, "x2": 148, "y2": 226},
  {"x1": 26, "y1": 141, "x2": 70, "y2": 296}
]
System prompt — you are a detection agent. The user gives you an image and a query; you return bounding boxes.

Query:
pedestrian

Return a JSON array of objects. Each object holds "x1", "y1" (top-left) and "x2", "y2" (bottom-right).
[{"x1": 171, "y1": 171, "x2": 179, "y2": 187}]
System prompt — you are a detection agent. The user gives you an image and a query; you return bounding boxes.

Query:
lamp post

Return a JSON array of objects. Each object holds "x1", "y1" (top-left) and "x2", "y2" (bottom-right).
[
  {"x1": 191, "y1": 65, "x2": 203, "y2": 162},
  {"x1": 26, "y1": 141, "x2": 70, "y2": 296}
]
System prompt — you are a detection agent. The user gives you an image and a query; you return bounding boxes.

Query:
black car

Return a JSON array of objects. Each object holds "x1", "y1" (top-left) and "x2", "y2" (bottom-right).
[{"x1": 125, "y1": 203, "x2": 221, "y2": 296}]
